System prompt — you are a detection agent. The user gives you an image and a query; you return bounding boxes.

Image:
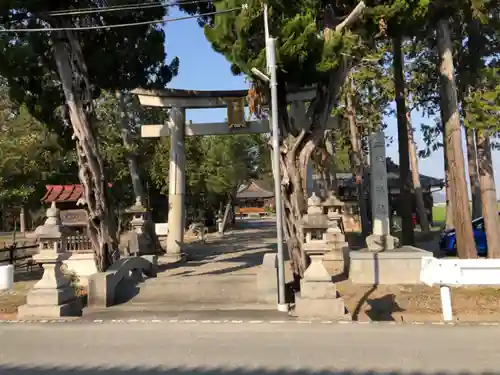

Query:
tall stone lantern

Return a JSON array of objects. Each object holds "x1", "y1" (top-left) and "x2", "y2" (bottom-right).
[
  {"x1": 322, "y1": 192, "x2": 349, "y2": 268},
  {"x1": 294, "y1": 193, "x2": 346, "y2": 319},
  {"x1": 18, "y1": 203, "x2": 81, "y2": 319},
  {"x1": 124, "y1": 198, "x2": 149, "y2": 256}
]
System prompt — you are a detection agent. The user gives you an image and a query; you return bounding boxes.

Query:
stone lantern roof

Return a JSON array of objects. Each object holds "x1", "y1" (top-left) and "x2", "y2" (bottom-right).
[{"x1": 301, "y1": 193, "x2": 329, "y2": 229}]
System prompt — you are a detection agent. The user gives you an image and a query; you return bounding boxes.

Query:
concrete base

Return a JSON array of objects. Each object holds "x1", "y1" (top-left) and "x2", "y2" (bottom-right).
[
  {"x1": 366, "y1": 233, "x2": 399, "y2": 251},
  {"x1": 158, "y1": 253, "x2": 187, "y2": 265},
  {"x1": 63, "y1": 252, "x2": 98, "y2": 287},
  {"x1": 294, "y1": 293, "x2": 346, "y2": 319},
  {"x1": 349, "y1": 245, "x2": 432, "y2": 285},
  {"x1": 300, "y1": 280, "x2": 337, "y2": 299},
  {"x1": 17, "y1": 299, "x2": 82, "y2": 319},
  {"x1": 26, "y1": 286, "x2": 76, "y2": 306},
  {"x1": 257, "y1": 253, "x2": 278, "y2": 304}
]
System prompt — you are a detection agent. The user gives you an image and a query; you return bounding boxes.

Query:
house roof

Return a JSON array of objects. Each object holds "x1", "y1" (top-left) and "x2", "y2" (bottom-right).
[
  {"x1": 236, "y1": 180, "x2": 275, "y2": 199},
  {"x1": 42, "y1": 185, "x2": 84, "y2": 203},
  {"x1": 316, "y1": 159, "x2": 444, "y2": 189},
  {"x1": 42, "y1": 184, "x2": 113, "y2": 203}
]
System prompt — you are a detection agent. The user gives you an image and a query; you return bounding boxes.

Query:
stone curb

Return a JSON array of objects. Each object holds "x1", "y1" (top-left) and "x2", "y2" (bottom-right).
[{"x1": 1, "y1": 319, "x2": 500, "y2": 326}]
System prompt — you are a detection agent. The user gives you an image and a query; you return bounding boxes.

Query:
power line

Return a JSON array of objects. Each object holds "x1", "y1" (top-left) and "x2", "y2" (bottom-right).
[
  {"x1": 44, "y1": 0, "x2": 212, "y2": 17},
  {"x1": 0, "y1": 7, "x2": 242, "y2": 33}
]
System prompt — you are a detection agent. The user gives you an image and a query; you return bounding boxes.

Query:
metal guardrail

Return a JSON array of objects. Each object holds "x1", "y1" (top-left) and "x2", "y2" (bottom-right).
[{"x1": 420, "y1": 256, "x2": 500, "y2": 321}]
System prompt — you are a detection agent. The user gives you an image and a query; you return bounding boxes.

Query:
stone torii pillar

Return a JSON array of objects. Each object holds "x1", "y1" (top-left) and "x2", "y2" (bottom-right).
[{"x1": 166, "y1": 107, "x2": 186, "y2": 262}]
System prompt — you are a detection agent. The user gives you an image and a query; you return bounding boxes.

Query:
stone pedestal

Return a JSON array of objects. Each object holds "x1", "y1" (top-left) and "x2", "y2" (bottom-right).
[
  {"x1": 366, "y1": 233, "x2": 399, "y2": 251},
  {"x1": 63, "y1": 251, "x2": 98, "y2": 287},
  {"x1": 294, "y1": 194, "x2": 346, "y2": 319},
  {"x1": 349, "y1": 246, "x2": 432, "y2": 285},
  {"x1": 295, "y1": 250, "x2": 345, "y2": 318},
  {"x1": 18, "y1": 204, "x2": 81, "y2": 319}
]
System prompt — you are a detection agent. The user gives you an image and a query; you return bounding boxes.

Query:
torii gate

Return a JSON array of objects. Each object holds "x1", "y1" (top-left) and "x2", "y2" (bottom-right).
[{"x1": 132, "y1": 87, "x2": 338, "y2": 262}]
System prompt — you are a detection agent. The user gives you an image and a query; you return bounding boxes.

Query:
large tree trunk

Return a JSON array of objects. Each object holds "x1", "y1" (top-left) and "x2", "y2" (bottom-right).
[
  {"x1": 443, "y1": 142, "x2": 454, "y2": 230},
  {"x1": 273, "y1": 2, "x2": 365, "y2": 277},
  {"x1": 407, "y1": 113, "x2": 430, "y2": 232},
  {"x1": 392, "y1": 35, "x2": 414, "y2": 245},
  {"x1": 53, "y1": 31, "x2": 119, "y2": 271},
  {"x1": 281, "y1": 65, "x2": 350, "y2": 277},
  {"x1": 436, "y1": 19, "x2": 476, "y2": 259},
  {"x1": 466, "y1": 128, "x2": 482, "y2": 219},
  {"x1": 462, "y1": 3, "x2": 484, "y2": 220},
  {"x1": 476, "y1": 131, "x2": 500, "y2": 258},
  {"x1": 116, "y1": 91, "x2": 162, "y2": 254},
  {"x1": 321, "y1": 134, "x2": 338, "y2": 194},
  {"x1": 346, "y1": 76, "x2": 370, "y2": 237}
]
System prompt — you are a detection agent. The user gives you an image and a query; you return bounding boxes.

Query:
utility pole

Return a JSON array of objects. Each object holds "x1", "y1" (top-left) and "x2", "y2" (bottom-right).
[{"x1": 264, "y1": 3, "x2": 287, "y2": 312}]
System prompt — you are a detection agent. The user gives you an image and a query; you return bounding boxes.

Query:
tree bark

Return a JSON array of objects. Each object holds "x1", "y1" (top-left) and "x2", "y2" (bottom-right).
[
  {"x1": 53, "y1": 31, "x2": 119, "y2": 271},
  {"x1": 466, "y1": 128, "x2": 482, "y2": 219},
  {"x1": 116, "y1": 91, "x2": 162, "y2": 254},
  {"x1": 476, "y1": 131, "x2": 500, "y2": 258},
  {"x1": 392, "y1": 35, "x2": 414, "y2": 245},
  {"x1": 443, "y1": 141, "x2": 454, "y2": 230},
  {"x1": 346, "y1": 76, "x2": 370, "y2": 237},
  {"x1": 407, "y1": 113, "x2": 430, "y2": 232},
  {"x1": 462, "y1": 3, "x2": 484, "y2": 220},
  {"x1": 436, "y1": 19, "x2": 476, "y2": 259},
  {"x1": 273, "y1": 2, "x2": 365, "y2": 277},
  {"x1": 281, "y1": 64, "x2": 350, "y2": 277}
]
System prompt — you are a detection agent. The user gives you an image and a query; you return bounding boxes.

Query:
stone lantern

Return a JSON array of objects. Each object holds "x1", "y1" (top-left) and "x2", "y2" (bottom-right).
[
  {"x1": 124, "y1": 197, "x2": 149, "y2": 256},
  {"x1": 18, "y1": 203, "x2": 81, "y2": 318},
  {"x1": 294, "y1": 193, "x2": 346, "y2": 318},
  {"x1": 322, "y1": 192, "x2": 349, "y2": 267}
]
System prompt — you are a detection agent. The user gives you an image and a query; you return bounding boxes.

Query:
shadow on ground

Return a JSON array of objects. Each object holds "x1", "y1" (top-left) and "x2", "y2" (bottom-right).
[{"x1": 0, "y1": 365, "x2": 495, "y2": 375}]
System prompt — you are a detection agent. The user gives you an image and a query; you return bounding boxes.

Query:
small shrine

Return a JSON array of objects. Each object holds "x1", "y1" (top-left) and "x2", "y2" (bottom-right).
[
  {"x1": 41, "y1": 183, "x2": 113, "y2": 234},
  {"x1": 294, "y1": 193, "x2": 346, "y2": 319}
]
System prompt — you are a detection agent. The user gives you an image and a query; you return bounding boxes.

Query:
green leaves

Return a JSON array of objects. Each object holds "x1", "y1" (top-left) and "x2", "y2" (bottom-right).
[
  {"x1": 0, "y1": 79, "x2": 75, "y2": 207},
  {"x1": 0, "y1": 0, "x2": 178, "y2": 130},
  {"x1": 150, "y1": 131, "x2": 267, "y2": 222}
]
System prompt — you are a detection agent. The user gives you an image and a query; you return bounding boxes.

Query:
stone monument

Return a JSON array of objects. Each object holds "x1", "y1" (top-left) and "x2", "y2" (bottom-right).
[
  {"x1": 365, "y1": 131, "x2": 399, "y2": 251},
  {"x1": 294, "y1": 193, "x2": 346, "y2": 319},
  {"x1": 18, "y1": 203, "x2": 82, "y2": 318},
  {"x1": 349, "y1": 131, "x2": 432, "y2": 285}
]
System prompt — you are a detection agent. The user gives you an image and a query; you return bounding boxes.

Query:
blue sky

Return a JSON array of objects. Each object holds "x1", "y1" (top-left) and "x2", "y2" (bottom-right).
[{"x1": 163, "y1": 8, "x2": 500, "y2": 195}]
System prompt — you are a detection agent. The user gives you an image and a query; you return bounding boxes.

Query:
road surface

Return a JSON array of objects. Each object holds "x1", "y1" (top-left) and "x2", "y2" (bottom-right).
[{"x1": 0, "y1": 322, "x2": 498, "y2": 374}]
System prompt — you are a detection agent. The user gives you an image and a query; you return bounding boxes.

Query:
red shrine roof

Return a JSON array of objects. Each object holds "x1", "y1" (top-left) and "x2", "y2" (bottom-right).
[{"x1": 42, "y1": 184, "x2": 112, "y2": 203}]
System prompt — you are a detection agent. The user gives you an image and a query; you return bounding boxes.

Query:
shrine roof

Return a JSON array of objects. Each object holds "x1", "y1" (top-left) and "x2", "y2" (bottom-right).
[
  {"x1": 236, "y1": 180, "x2": 275, "y2": 199},
  {"x1": 42, "y1": 184, "x2": 112, "y2": 203}
]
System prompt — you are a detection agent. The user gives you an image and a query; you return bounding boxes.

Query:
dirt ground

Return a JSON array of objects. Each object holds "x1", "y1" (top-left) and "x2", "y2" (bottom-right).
[
  {"x1": 0, "y1": 279, "x2": 36, "y2": 319},
  {"x1": 336, "y1": 280, "x2": 500, "y2": 322}
]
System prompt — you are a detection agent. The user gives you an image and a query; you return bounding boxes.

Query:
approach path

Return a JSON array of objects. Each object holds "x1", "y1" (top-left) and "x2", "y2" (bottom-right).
[{"x1": 85, "y1": 218, "x2": 291, "y2": 320}]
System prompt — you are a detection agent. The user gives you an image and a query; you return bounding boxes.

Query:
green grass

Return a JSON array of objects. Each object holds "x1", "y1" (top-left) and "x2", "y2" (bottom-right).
[
  {"x1": 432, "y1": 203, "x2": 500, "y2": 225},
  {"x1": 432, "y1": 206, "x2": 446, "y2": 224}
]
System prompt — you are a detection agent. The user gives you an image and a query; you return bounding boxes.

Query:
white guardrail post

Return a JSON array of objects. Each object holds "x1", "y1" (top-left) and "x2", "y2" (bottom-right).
[{"x1": 420, "y1": 256, "x2": 500, "y2": 322}]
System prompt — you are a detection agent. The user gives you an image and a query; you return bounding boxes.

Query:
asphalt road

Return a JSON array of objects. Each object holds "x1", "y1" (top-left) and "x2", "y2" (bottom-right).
[{"x1": 0, "y1": 322, "x2": 498, "y2": 375}]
